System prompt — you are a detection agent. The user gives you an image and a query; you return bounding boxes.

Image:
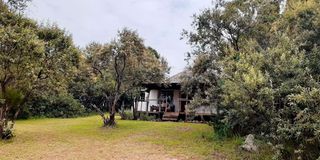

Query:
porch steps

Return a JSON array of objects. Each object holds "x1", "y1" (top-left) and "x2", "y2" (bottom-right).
[{"x1": 162, "y1": 112, "x2": 179, "y2": 121}]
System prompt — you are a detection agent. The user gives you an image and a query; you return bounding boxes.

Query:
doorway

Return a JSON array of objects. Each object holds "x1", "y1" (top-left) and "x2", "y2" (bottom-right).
[{"x1": 159, "y1": 90, "x2": 175, "y2": 112}]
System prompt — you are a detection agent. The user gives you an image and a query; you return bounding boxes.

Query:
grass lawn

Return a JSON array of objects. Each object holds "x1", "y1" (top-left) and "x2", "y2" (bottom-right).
[{"x1": 0, "y1": 115, "x2": 272, "y2": 160}]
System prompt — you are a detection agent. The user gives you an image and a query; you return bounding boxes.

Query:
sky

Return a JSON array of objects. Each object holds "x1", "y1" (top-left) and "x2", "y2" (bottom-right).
[{"x1": 25, "y1": 0, "x2": 213, "y2": 75}]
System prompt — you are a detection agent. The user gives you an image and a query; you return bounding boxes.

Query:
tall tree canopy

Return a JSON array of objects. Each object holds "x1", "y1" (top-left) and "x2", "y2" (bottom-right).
[
  {"x1": 0, "y1": 0, "x2": 169, "y2": 136},
  {"x1": 84, "y1": 28, "x2": 169, "y2": 127},
  {"x1": 0, "y1": 0, "x2": 81, "y2": 139},
  {"x1": 183, "y1": 0, "x2": 320, "y2": 159}
]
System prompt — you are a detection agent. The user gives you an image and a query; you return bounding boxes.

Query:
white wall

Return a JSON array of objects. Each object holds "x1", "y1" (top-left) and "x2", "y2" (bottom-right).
[
  {"x1": 136, "y1": 90, "x2": 159, "y2": 112},
  {"x1": 134, "y1": 89, "x2": 216, "y2": 115},
  {"x1": 149, "y1": 90, "x2": 159, "y2": 107},
  {"x1": 137, "y1": 102, "x2": 147, "y2": 111}
]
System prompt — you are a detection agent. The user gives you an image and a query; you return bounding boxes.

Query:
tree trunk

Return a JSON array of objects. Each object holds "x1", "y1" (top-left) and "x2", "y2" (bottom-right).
[
  {"x1": 133, "y1": 98, "x2": 138, "y2": 120},
  {"x1": 93, "y1": 90, "x2": 120, "y2": 127},
  {"x1": 0, "y1": 105, "x2": 7, "y2": 139},
  {"x1": 0, "y1": 113, "x2": 3, "y2": 139},
  {"x1": 0, "y1": 104, "x2": 12, "y2": 140},
  {"x1": 91, "y1": 104, "x2": 108, "y2": 125},
  {"x1": 106, "y1": 112, "x2": 116, "y2": 127},
  {"x1": 120, "y1": 101, "x2": 125, "y2": 120},
  {"x1": 0, "y1": 83, "x2": 5, "y2": 139},
  {"x1": 103, "y1": 95, "x2": 118, "y2": 127},
  {"x1": 0, "y1": 127, "x2": 3, "y2": 139}
]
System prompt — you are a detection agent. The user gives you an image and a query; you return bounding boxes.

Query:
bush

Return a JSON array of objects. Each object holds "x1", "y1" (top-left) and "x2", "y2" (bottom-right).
[
  {"x1": 25, "y1": 94, "x2": 86, "y2": 118},
  {"x1": 48, "y1": 95, "x2": 86, "y2": 118},
  {"x1": 210, "y1": 116, "x2": 232, "y2": 139},
  {"x1": 139, "y1": 113, "x2": 156, "y2": 121},
  {"x1": 272, "y1": 87, "x2": 320, "y2": 160},
  {"x1": 183, "y1": 0, "x2": 320, "y2": 159},
  {"x1": 120, "y1": 110, "x2": 134, "y2": 120},
  {"x1": 1, "y1": 122, "x2": 14, "y2": 140},
  {"x1": 2, "y1": 128, "x2": 13, "y2": 140}
]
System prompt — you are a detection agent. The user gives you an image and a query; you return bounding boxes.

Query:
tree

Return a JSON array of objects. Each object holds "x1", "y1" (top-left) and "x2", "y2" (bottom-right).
[
  {"x1": 85, "y1": 28, "x2": 168, "y2": 127},
  {"x1": 0, "y1": 1, "x2": 80, "y2": 139},
  {"x1": 184, "y1": 0, "x2": 320, "y2": 159},
  {"x1": 182, "y1": 0, "x2": 280, "y2": 131}
]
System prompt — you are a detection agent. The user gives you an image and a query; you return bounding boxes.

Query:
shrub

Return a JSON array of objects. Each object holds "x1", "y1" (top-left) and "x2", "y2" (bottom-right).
[
  {"x1": 210, "y1": 116, "x2": 232, "y2": 139},
  {"x1": 272, "y1": 87, "x2": 320, "y2": 160},
  {"x1": 183, "y1": 0, "x2": 320, "y2": 159},
  {"x1": 25, "y1": 94, "x2": 86, "y2": 118},
  {"x1": 1, "y1": 122, "x2": 14, "y2": 140},
  {"x1": 139, "y1": 113, "x2": 156, "y2": 121},
  {"x1": 48, "y1": 95, "x2": 86, "y2": 118},
  {"x1": 120, "y1": 110, "x2": 134, "y2": 120}
]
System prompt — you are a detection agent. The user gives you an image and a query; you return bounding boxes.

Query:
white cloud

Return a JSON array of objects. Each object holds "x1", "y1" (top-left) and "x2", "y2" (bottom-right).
[{"x1": 26, "y1": 0, "x2": 213, "y2": 75}]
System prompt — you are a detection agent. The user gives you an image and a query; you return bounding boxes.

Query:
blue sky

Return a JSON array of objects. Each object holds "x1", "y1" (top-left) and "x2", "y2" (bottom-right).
[{"x1": 26, "y1": 0, "x2": 213, "y2": 75}]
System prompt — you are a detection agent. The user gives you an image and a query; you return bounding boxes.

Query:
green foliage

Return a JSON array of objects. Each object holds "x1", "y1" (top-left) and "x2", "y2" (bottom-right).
[
  {"x1": 1, "y1": 125, "x2": 14, "y2": 140},
  {"x1": 0, "y1": 87, "x2": 24, "y2": 108},
  {"x1": 120, "y1": 110, "x2": 134, "y2": 120},
  {"x1": 82, "y1": 28, "x2": 169, "y2": 125},
  {"x1": 0, "y1": 0, "x2": 82, "y2": 139},
  {"x1": 138, "y1": 113, "x2": 156, "y2": 121},
  {"x1": 1, "y1": 0, "x2": 168, "y2": 135},
  {"x1": 184, "y1": 0, "x2": 320, "y2": 159},
  {"x1": 48, "y1": 95, "x2": 85, "y2": 118},
  {"x1": 273, "y1": 87, "x2": 320, "y2": 159},
  {"x1": 210, "y1": 120, "x2": 232, "y2": 139},
  {"x1": 25, "y1": 94, "x2": 85, "y2": 118}
]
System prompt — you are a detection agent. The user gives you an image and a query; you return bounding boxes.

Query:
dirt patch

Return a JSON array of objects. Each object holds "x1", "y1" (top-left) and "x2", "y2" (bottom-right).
[
  {"x1": 175, "y1": 126, "x2": 192, "y2": 132},
  {"x1": 211, "y1": 151, "x2": 228, "y2": 160},
  {"x1": 41, "y1": 137, "x2": 184, "y2": 160},
  {"x1": 1, "y1": 133, "x2": 185, "y2": 160}
]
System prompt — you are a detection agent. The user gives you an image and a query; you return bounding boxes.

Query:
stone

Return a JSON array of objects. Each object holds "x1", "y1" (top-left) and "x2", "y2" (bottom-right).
[{"x1": 241, "y1": 134, "x2": 258, "y2": 152}]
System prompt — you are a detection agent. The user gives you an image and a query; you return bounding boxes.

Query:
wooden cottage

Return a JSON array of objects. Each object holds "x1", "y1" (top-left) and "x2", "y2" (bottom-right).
[{"x1": 135, "y1": 72, "x2": 216, "y2": 121}]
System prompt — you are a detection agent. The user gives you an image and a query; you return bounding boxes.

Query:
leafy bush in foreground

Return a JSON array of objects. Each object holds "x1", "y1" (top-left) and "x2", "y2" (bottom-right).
[{"x1": 183, "y1": 0, "x2": 320, "y2": 159}]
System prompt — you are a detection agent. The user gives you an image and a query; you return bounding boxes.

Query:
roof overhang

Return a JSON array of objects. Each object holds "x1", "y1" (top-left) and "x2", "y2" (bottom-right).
[{"x1": 142, "y1": 83, "x2": 181, "y2": 91}]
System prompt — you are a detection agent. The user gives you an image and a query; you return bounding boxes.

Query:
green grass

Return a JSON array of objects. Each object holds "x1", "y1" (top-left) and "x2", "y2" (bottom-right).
[{"x1": 0, "y1": 115, "x2": 272, "y2": 160}]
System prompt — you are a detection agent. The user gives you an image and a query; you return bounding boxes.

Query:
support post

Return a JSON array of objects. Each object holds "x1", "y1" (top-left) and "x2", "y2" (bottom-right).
[
  {"x1": 146, "y1": 92, "x2": 150, "y2": 114},
  {"x1": 185, "y1": 94, "x2": 189, "y2": 122}
]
